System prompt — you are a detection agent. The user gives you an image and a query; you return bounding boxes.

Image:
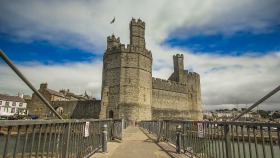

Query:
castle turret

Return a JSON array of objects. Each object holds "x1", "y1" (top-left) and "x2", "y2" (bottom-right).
[
  {"x1": 107, "y1": 34, "x2": 120, "y2": 49},
  {"x1": 173, "y1": 54, "x2": 184, "y2": 83},
  {"x1": 130, "y1": 18, "x2": 145, "y2": 48}
]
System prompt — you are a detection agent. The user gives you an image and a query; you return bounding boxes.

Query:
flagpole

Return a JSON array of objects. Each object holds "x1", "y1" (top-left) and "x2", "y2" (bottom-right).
[
  {"x1": 111, "y1": 16, "x2": 115, "y2": 35},
  {"x1": 113, "y1": 21, "x2": 115, "y2": 35}
]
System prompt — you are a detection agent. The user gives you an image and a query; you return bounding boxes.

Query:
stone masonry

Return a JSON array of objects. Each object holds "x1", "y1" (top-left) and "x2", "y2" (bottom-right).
[{"x1": 100, "y1": 18, "x2": 202, "y2": 124}]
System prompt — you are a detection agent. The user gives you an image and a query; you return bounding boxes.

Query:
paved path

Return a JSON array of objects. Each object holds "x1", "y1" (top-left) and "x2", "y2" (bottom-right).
[{"x1": 91, "y1": 126, "x2": 187, "y2": 158}]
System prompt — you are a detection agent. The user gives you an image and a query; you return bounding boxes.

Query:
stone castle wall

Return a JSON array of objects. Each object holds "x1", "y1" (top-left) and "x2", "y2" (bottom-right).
[
  {"x1": 27, "y1": 92, "x2": 53, "y2": 117},
  {"x1": 152, "y1": 78, "x2": 188, "y2": 93},
  {"x1": 51, "y1": 100, "x2": 101, "y2": 119}
]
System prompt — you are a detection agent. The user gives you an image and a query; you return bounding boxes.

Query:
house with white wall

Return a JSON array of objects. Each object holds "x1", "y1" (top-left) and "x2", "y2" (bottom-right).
[{"x1": 0, "y1": 93, "x2": 27, "y2": 116}]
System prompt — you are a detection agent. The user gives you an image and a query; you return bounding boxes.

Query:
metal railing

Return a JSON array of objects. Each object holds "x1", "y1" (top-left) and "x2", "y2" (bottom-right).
[
  {"x1": 140, "y1": 120, "x2": 280, "y2": 158},
  {"x1": 0, "y1": 119, "x2": 124, "y2": 158}
]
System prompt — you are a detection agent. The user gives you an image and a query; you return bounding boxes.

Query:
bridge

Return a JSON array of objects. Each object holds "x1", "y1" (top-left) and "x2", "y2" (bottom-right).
[{"x1": 0, "y1": 119, "x2": 279, "y2": 158}]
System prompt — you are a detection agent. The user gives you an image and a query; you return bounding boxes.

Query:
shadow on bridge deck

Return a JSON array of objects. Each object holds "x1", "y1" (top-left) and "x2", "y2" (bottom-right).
[{"x1": 91, "y1": 126, "x2": 187, "y2": 158}]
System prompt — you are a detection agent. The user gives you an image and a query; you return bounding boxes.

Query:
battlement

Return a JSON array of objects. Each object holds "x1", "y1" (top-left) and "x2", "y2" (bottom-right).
[
  {"x1": 105, "y1": 44, "x2": 152, "y2": 59},
  {"x1": 130, "y1": 18, "x2": 145, "y2": 28},
  {"x1": 173, "y1": 54, "x2": 184, "y2": 58},
  {"x1": 187, "y1": 71, "x2": 200, "y2": 78},
  {"x1": 107, "y1": 35, "x2": 120, "y2": 43},
  {"x1": 152, "y1": 77, "x2": 188, "y2": 93},
  {"x1": 107, "y1": 35, "x2": 121, "y2": 49}
]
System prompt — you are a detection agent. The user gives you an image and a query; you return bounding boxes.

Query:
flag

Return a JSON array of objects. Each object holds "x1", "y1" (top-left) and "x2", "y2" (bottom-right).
[{"x1": 110, "y1": 17, "x2": 115, "y2": 24}]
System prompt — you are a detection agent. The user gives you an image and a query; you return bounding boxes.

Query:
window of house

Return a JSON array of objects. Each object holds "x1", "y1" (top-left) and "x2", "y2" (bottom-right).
[
  {"x1": 11, "y1": 108, "x2": 15, "y2": 113},
  {"x1": 0, "y1": 101, "x2": 2, "y2": 105},
  {"x1": 12, "y1": 102, "x2": 16, "y2": 106},
  {"x1": 19, "y1": 103, "x2": 23, "y2": 107},
  {"x1": 5, "y1": 101, "x2": 9, "y2": 106}
]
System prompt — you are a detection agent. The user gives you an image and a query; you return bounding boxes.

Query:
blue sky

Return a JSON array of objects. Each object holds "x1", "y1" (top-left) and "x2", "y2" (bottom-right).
[
  {"x1": 0, "y1": 0, "x2": 279, "y2": 110},
  {"x1": 0, "y1": 34, "x2": 97, "y2": 64},
  {"x1": 164, "y1": 27, "x2": 280, "y2": 55}
]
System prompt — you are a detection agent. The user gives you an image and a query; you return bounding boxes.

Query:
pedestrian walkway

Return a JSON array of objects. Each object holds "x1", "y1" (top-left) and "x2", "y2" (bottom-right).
[{"x1": 92, "y1": 126, "x2": 187, "y2": 158}]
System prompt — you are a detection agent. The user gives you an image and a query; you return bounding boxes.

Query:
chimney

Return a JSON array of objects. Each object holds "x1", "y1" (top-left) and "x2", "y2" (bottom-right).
[{"x1": 40, "y1": 83, "x2": 48, "y2": 90}]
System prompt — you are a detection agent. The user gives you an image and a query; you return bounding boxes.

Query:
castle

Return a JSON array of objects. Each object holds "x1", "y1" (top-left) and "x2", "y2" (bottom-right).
[
  {"x1": 27, "y1": 18, "x2": 202, "y2": 122},
  {"x1": 99, "y1": 18, "x2": 202, "y2": 123}
]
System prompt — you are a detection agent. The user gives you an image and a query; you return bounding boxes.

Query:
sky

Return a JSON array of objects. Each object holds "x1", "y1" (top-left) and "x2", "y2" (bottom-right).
[{"x1": 0, "y1": 0, "x2": 279, "y2": 111}]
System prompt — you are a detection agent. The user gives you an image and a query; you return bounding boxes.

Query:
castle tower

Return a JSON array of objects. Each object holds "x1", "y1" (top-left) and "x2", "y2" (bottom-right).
[
  {"x1": 130, "y1": 18, "x2": 145, "y2": 48},
  {"x1": 173, "y1": 54, "x2": 185, "y2": 83},
  {"x1": 100, "y1": 18, "x2": 152, "y2": 124}
]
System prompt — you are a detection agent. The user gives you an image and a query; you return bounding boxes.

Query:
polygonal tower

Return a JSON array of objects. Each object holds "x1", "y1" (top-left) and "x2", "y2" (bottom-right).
[{"x1": 100, "y1": 18, "x2": 152, "y2": 125}]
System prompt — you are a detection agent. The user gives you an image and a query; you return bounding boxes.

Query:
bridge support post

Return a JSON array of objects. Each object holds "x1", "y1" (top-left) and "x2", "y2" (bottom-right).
[
  {"x1": 102, "y1": 124, "x2": 108, "y2": 153},
  {"x1": 176, "y1": 125, "x2": 182, "y2": 153},
  {"x1": 224, "y1": 125, "x2": 232, "y2": 158}
]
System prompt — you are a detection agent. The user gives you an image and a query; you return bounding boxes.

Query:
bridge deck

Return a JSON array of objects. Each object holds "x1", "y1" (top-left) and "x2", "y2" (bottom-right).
[{"x1": 92, "y1": 126, "x2": 187, "y2": 158}]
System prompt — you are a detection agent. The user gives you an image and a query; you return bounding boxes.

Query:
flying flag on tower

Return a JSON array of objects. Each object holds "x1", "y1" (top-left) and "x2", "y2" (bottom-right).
[{"x1": 110, "y1": 17, "x2": 115, "y2": 24}]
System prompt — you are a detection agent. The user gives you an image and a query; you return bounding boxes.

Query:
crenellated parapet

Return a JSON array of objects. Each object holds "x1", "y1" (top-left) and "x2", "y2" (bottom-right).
[
  {"x1": 173, "y1": 54, "x2": 184, "y2": 58},
  {"x1": 104, "y1": 44, "x2": 152, "y2": 59},
  {"x1": 107, "y1": 35, "x2": 120, "y2": 49},
  {"x1": 107, "y1": 35, "x2": 120, "y2": 42},
  {"x1": 152, "y1": 77, "x2": 188, "y2": 93},
  {"x1": 186, "y1": 71, "x2": 200, "y2": 80},
  {"x1": 130, "y1": 18, "x2": 145, "y2": 29}
]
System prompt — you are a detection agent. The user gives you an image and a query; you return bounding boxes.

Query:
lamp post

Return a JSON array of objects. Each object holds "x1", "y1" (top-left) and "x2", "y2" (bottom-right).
[{"x1": 233, "y1": 96, "x2": 239, "y2": 120}]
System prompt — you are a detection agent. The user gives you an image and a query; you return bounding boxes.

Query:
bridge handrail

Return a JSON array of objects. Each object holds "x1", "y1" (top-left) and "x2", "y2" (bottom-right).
[
  {"x1": 139, "y1": 120, "x2": 280, "y2": 158},
  {"x1": 0, "y1": 119, "x2": 125, "y2": 158}
]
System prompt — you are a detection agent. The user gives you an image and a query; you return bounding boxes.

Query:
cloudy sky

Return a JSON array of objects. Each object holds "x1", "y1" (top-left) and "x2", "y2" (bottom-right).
[{"x1": 0, "y1": 0, "x2": 279, "y2": 111}]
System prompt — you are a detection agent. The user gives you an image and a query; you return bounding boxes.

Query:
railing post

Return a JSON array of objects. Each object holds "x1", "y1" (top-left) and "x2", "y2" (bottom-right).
[
  {"x1": 157, "y1": 120, "x2": 161, "y2": 142},
  {"x1": 176, "y1": 125, "x2": 182, "y2": 153},
  {"x1": 149, "y1": 122, "x2": 151, "y2": 134},
  {"x1": 102, "y1": 124, "x2": 108, "y2": 153},
  {"x1": 224, "y1": 125, "x2": 232, "y2": 158},
  {"x1": 62, "y1": 122, "x2": 71, "y2": 158},
  {"x1": 121, "y1": 119, "x2": 124, "y2": 140}
]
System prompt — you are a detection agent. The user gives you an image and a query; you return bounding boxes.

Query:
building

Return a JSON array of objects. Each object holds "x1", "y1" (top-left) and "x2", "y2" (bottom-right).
[
  {"x1": 28, "y1": 83, "x2": 99, "y2": 119},
  {"x1": 100, "y1": 18, "x2": 202, "y2": 124},
  {"x1": 0, "y1": 93, "x2": 27, "y2": 116}
]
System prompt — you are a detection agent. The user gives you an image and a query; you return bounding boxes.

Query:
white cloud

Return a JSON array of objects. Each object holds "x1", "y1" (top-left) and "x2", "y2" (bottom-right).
[
  {"x1": 0, "y1": 60, "x2": 103, "y2": 99},
  {"x1": 1, "y1": 0, "x2": 279, "y2": 51},
  {"x1": 0, "y1": 0, "x2": 279, "y2": 110}
]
